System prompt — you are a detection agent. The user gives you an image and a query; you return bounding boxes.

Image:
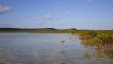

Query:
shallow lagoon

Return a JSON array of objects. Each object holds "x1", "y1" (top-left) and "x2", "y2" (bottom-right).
[{"x1": 0, "y1": 33, "x2": 113, "y2": 64}]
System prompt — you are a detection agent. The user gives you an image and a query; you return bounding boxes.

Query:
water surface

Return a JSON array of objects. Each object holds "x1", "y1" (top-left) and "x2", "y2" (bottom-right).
[{"x1": 0, "y1": 33, "x2": 113, "y2": 64}]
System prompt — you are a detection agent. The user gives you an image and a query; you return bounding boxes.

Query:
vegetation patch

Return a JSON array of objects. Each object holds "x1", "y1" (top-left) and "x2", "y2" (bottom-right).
[{"x1": 78, "y1": 30, "x2": 113, "y2": 49}]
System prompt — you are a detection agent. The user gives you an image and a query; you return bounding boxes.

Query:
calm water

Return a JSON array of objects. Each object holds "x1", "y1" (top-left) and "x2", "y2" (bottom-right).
[{"x1": 0, "y1": 33, "x2": 113, "y2": 64}]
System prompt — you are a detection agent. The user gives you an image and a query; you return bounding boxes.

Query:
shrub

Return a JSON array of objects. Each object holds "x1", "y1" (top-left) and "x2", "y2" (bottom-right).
[{"x1": 94, "y1": 33, "x2": 113, "y2": 45}]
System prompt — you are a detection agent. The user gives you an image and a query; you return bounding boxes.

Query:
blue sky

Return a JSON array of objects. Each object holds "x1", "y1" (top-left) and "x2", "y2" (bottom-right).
[{"x1": 0, "y1": 0, "x2": 113, "y2": 30}]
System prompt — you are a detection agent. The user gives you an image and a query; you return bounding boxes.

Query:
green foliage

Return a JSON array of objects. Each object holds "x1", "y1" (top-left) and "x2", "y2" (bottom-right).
[
  {"x1": 93, "y1": 33, "x2": 113, "y2": 45},
  {"x1": 80, "y1": 31, "x2": 113, "y2": 47},
  {"x1": 78, "y1": 30, "x2": 98, "y2": 40}
]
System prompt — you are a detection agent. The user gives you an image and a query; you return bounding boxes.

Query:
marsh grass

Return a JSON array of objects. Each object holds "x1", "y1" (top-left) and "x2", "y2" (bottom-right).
[{"x1": 78, "y1": 30, "x2": 113, "y2": 49}]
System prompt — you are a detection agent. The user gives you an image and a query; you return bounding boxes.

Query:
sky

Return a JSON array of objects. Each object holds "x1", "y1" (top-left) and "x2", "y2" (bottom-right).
[{"x1": 0, "y1": 0, "x2": 113, "y2": 30}]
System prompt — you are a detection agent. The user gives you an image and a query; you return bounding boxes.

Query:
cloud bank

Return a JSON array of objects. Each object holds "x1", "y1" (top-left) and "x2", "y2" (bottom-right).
[{"x1": 0, "y1": 4, "x2": 11, "y2": 14}]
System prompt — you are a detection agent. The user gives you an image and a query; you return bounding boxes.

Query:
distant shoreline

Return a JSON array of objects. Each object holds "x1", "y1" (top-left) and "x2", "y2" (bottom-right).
[{"x1": 0, "y1": 28, "x2": 112, "y2": 33}]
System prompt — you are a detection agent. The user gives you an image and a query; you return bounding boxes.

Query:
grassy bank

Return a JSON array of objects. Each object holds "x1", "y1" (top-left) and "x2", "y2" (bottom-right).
[{"x1": 78, "y1": 30, "x2": 113, "y2": 49}]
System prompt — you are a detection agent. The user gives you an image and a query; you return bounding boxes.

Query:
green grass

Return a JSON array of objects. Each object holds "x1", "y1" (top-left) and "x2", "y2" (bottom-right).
[{"x1": 78, "y1": 30, "x2": 113, "y2": 48}]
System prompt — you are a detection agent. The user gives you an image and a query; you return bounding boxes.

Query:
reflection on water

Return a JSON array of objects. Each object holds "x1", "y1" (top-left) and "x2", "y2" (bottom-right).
[
  {"x1": 83, "y1": 46, "x2": 113, "y2": 60},
  {"x1": 60, "y1": 40, "x2": 65, "y2": 54},
  {"x1": 60, "y1": 40, "x2": 66, "y2": 64},
  {"x1": 0, "y1": 33, "x2": 113, "y2": 64}
]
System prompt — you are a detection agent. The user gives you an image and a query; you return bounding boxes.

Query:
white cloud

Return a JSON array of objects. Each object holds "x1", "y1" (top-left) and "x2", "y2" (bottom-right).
[
  {"x1": 38, "y1": 14, "x2": 61, "y2": 21},
  {"x1": 43, "y1": 14, "x2": 52, "y2": 20},
  {"x1": 0, "y1": 4, "x2": 11, "y2": 14},
  {"x1": 86, "y1": 0, "x2": 92, "y2": 3}
]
